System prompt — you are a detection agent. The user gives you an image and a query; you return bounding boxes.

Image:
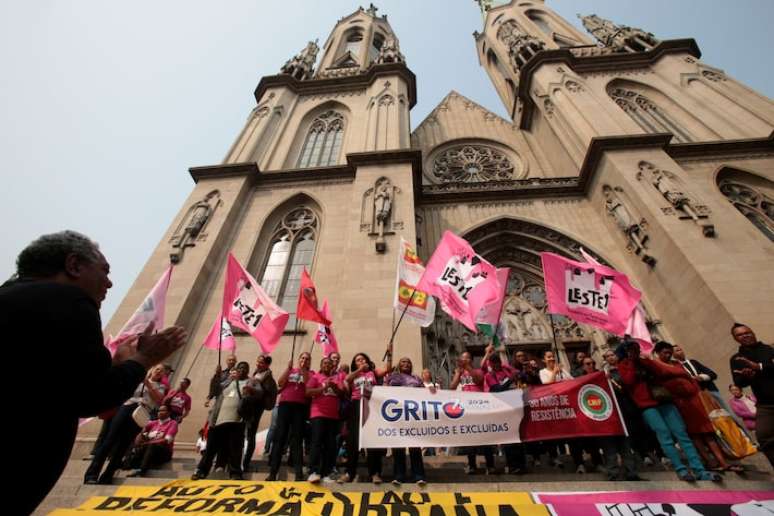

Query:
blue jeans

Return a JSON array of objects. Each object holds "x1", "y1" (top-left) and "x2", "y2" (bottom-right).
[{"x1": 641, "y1": 403, "x2": 706, "y2": 475}]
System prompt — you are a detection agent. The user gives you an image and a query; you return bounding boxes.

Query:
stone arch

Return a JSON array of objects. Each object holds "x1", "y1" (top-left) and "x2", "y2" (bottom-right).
[
  {"x1": 606, "y1": 78, "x2": 719, "y2": 143},
  {"x1": 246, "y1": 193, "x2": 323, "y2": 326},
  {"x1": 284, "y1": 100, "x2": 351, "y2": 169},
  {"x1": 715, "y1": 167, "x2": 774, "y2": 242},
  {"x1": 422, "y1": 217, "x2": 663, "y2": 387}
]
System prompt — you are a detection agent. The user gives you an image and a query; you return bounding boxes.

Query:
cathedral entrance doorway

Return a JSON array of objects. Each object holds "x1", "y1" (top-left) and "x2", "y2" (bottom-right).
[{"x1": 422, "y1": 217, "x2": 636, "y2": 386}]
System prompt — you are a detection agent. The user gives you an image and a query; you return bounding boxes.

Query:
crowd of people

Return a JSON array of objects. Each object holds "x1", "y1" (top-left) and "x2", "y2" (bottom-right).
[
  {"x1": 172, "y1": 322, "x2": 770, "y2": 486},
  {"x1": 4, "y1": 231, "x2": 771, "y2": 514}
]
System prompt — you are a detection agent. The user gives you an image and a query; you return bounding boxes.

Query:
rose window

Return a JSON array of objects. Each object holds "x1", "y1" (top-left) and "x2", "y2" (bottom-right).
[{"x1": 432, "y1": 145, "x2": 516, "y2": 183}]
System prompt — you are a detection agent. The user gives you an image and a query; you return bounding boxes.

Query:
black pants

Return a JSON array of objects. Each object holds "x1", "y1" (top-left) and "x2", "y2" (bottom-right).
[
  {"x1": 465, "y1": 446, "x2": 495, "y2": 470},
  {"x1": 90, "y1": 416, "x2": 113, "y2": 454},
  {"x1": 269, "y1": 402, "x2": 307, "y2": 478},
  {"x1": 393, "y1": 448, "x2": 425, "y2": 482},
  {"x1": 757, "y1": 404, "x2": 774, "y2": 468},
  {"x1": 242, "y1": 409, "x2": 265, "y2": 470},
  {"x1": 128, "y1": 443, "x2": 172, "y2": 473},
  {"x1": 309, "y1": 417, "x2": 339, "y2": 476},
  {"x1": 346, "y1": 400, "x2": 383, "y2": 478},
  {"x1": 196, "y1": 422, "x2": 245, "y2": 478},
  {"x1": 570, "y1": 438, "x2": 602, "y2": 468},
  {"x1": 84, "y1": 403, "x2": 142, "y2": 482},
  {"x1": 504, "y1": 443, "x2": 526, "y2": 471},
  {"x1": 601, "y1": 436, "x2": 638, "y2": 480}
]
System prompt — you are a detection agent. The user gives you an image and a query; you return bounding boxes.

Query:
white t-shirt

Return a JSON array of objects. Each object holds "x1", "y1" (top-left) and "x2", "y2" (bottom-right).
[{"x1": 539, "y1": 367, "x2": 571, "y2": 384}]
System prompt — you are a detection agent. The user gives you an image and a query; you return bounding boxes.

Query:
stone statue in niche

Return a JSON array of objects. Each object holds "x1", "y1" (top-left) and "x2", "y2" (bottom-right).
[
  {"x1": 280, "y1": 40, "x2": 319, "y2": 80},
  {"x1": 637, "y1": 161, "x2": 715, "y2": 237},
  {"x1": 170, "y1": 190, "x2": 221, "y2": 264},
  {"x1": 376, "y1": 36, "x2": 406, "y2": 65},
  {"x1": 503, "y1": 296, "x2": 551, "y2": 342},
  {"x1": 602, "y1": 185, "x2": 657, "y2": 267},
  {"x1": 360, "y1": 177, "x2": 401, "y2": 253}
]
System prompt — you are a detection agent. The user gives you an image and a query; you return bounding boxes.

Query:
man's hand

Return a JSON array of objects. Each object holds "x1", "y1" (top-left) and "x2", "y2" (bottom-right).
[
  {"x1": 734, "y1": 357, "x2": 760, "y2": 371},
  {"x1": 112, "y1": 335, "x2": 139, "y2": 365},
  {"x1": 735, "y1": 368, "x2": 757, "y2": 378},
  {"x1": 134, "y1": 323, "x2": 187, "y2": 370}
]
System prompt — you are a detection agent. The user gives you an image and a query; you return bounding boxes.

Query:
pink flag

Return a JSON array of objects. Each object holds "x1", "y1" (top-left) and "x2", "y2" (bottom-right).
[
  {"x1": 476, "y1": 267, "x2": 510, "y2": 327},
  {"x1": 314, "y1": 299, "x2": 339, "y2": 356},
  {"x1": 223, "y1": 253, "x2": 289, "y2": 354},
  {"x1": 107, "y1": 265, "x2": 173, "y2": 356},
  {"x1": 202, "y1": 316, "x2": 236, "y2": 351},
  {"x1": 541, "y1": 252, "x2": 641, "y2": 336},
  {"x1": 579, "y1": 248, "x2": 653, "y2": 352},
  {"x1": 416, "y1": 231, "x2": 501, "y2": 331}
]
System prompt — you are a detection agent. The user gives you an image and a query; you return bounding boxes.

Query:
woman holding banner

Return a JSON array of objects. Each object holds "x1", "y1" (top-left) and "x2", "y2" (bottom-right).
[
  {"x1": 266, "y1": 351, "x2": 312, "y2": 481},
  {"x1": 386, "y1": 357, "x2": 427, "y2": 486},
  {"x1": 451, "y1": 351, "x2": 496, "y2": 475},
  {"x1": 339, "y1": 351, "x2": 392, "y2": 484}
]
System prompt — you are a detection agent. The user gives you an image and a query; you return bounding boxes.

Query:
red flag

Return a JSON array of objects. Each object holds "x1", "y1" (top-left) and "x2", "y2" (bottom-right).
[
  {"x1": 296, "y1": 267, "x2": 331, "y2": 325},
  {"x1": 521, "y1": 371, "x2": 627, "y2": 442}
]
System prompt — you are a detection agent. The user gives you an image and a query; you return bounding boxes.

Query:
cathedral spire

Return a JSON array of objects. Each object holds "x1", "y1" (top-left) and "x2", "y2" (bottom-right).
[
  {"x1": 280, "y1": 40, "x2": 319, "y2": 80},
  {"x1": 579, "y1": 14, "x2": 659, "y2": 53}
]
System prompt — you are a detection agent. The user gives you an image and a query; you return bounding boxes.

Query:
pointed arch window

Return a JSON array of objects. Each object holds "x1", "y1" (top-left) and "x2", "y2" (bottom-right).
[
  {"x1": 259, "y1": 207, "x2": 320, "y2": 326},
  {"x1": 297, "y1": 110, "x2": 345, "y2": 168},
  {"x1": 369, "y1": 32, "x2": 385, "y2": 63},
  {"x1": 718, "y1": 176, "x2": 774, "y2": 242},
  {"x1": 608, "y1": 87, "x2": 693, "y2": 143},
  {"x1": 342, "y1": 28, "x2": 364, "y2": 60}
]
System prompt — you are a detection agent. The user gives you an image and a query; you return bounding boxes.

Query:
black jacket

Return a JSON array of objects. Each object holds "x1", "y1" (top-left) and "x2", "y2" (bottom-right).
[
  {"x1": 680, "y1": 358, "x2": 719, "y2": 392},
  {"x1": 730, "y1": 342, "x2": 774, "y2": 405},
  {"x1": 0, "y1": 279, "x2": 146, "y2": 514}
]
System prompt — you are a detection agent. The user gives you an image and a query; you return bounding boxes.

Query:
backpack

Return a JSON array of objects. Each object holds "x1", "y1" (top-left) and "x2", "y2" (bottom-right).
[{"x1": 261, "y1": 374, "x2": 278, "y2": 411}]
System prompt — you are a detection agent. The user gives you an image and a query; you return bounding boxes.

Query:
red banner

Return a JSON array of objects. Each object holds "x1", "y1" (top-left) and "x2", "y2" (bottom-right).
[{"x1": 521, "y1": 371, "x2": 626, "y2": 441}]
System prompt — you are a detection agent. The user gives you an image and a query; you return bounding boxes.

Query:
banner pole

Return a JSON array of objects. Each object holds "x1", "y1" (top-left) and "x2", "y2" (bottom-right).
[
  {"x1": 548, "y1": 313, "x2": 561, "y2": 366},
  {"x1": 607, "y1": 376, "x2": 630, "y2": 438},
  {"x1": 384, "y1": 288, "x2": 417, "y2": 362}
]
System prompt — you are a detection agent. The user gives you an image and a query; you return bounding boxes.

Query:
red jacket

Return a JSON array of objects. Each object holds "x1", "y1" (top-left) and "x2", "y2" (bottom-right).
[{"x1": 618, "y1": 357, "x2": 696, "y2": 409}]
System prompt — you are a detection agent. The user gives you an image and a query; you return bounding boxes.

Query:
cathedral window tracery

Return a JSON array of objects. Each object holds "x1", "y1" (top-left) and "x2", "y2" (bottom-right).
[
  {"x1": 607, "y1": 87, "x2": 693, "y2": 143},
  {"x1": 718, "y1": 173, "x2": 774, "y2": 242},
  {"x1": 432, "y1": 144, "x2": 516, "y2": 183},
  {"x1": 297, "y1": 110, "x2": 345, "y2": 168},
  {"x1": 259, "y1": 207, "x2": 320, "y2": 327}
]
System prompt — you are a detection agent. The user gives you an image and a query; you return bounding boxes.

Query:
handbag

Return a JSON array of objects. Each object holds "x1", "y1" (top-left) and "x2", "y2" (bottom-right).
[
  {"x1": 649, "y1": 384, "x2": 673, "y2": 404},
  {"x1": 234, "y1": 380, "x2": 253, "y2": 421},
  {"x1": 131, "y1": 384, "x2": 151, "y2": 427}
]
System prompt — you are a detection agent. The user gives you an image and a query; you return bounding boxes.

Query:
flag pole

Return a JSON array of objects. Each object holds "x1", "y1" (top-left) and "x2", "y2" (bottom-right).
[
  {"x1": 384, "y1": 288, "x2": 417, "y2": 362},
  {"x1": 548, "y1": 313, "x2": 562, "y2": 366},
  {"x1": 289, "y1": 316, "x2": 300, "y2": 363},
  {"x1": 218, "y1": 314, "x2": 223, "y2": 367}
]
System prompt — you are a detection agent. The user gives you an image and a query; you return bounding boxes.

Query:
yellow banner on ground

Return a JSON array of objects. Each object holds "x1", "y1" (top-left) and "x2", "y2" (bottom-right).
[{"x1": 50, "y1": 480, "x2": 548, "y2": 515}]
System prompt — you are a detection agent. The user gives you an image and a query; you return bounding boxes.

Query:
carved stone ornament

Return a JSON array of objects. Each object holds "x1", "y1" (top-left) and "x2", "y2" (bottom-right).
[
  {"x1": 497, "y1": 20, "x2": 546, "y2": 72},
  {"x1": 170, "y1": 190, "x2": 222, "y2": 264},
  {"x1": 602, "y1": 185, "x2": 656, "y2": 266},
  {"x1": 361, "y1": 177, "x2": 401, "y2": 253},
  {"x1": 376, "y1": 36, "x2": 405, "y2": 65},
  {"x1": 432, "y1": 144, "x2": 516, "y2": 183},
  {"x1": 580, "y1": 14, "x2": 659, "y2": 53},
  {"x1": 702, "y1": 70, "x2": 726, "y2": 83},
  {"x1": 636, "y1": 161, "x2": 715, "y2": 237},
  {"x1": 280, "y1": 40, "x2": 319, "y2": 81},
  {"x1": 565, "y1": 80, "x2": 583, "y2": 93}
]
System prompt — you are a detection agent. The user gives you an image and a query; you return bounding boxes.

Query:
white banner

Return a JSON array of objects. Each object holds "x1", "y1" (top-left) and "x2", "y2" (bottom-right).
[{"x1": 359, "y1": 386, "x2": 524, "y2": 448}]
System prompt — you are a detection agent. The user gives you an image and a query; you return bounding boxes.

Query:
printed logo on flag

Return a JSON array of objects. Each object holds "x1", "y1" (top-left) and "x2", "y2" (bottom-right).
[
  {"x1": 397, "y1": 280, "x2": 428, "y2": 309},
  {"x1": 232, "y1": 280, "x2": 266, "y2": 331},
  {"x1": 403, "y1": 246, "x2": 422, "y2": 265},
  {"x1": 437, "y1": 254, "x2": 489, "y2": 302},
  {"x1": 577, "y1": 384, "x2": 613, "y2": 422},
  {"x1": 565, "y1": 268, "x2": 613, "y2": 315}
]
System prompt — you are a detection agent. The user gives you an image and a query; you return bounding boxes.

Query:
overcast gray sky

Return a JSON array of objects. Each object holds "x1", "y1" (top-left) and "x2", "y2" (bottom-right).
[{"x1": 1, "y1": 0, "x2": 772, "y2": 323}]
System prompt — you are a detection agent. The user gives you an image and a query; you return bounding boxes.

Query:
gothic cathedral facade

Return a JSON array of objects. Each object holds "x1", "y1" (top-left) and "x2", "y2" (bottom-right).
[{"x1": 96, "y1": 2, "x2": 774, "y2": 441}]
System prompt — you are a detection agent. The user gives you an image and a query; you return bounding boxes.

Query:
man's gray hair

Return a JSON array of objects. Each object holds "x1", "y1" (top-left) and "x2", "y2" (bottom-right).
[{"x1": 16, "y1": 231, "x2": 101, "y2": 278}]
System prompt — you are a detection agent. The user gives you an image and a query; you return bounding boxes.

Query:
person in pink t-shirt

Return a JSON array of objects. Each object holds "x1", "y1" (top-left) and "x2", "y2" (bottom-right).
[
  {"x1": 305, "y1": 357, "x2": 346, "y2": 483},
  {"x1": 451, "y1": 351, "x2": 496, "y2": 474},
  {"x1": 267, "y1": 351, "x2": 311, "y2": 481},
  {"x1": 163, "y1": 378, "x2": 192, "y2": 423},
  {"x1": 339, "y1": 350, "x2": 392, "y2": 485},
  {"x1": 126, "y1": 405, "x2": 178, "y2": 478}
]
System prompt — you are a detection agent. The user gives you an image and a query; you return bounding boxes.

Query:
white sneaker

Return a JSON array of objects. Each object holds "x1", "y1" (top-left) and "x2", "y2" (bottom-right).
[
  {"x1": 392, "y1": 479, "x2": 401, "y2": 486},
  {"x1": 337, "y1": 473, "x2": 351, "y2": 484},
  {"x1": 576, "y1": 464, "x2": 586, "y2": 474},
  {"x1": 308, "y1": 473, "x2": 321, "y2": 484},
  {"x1": 552, "y1": 458, "x2": 564, "y2": 469},
  {"x1": 371, "y1": 474, "x2": 383, "y2": 485},
  {"x1": 322, "y1": 476, "x2": 335, "y2": 483},
  {"x1": 416, "y1": 479, "x2": 427, "y2": 486},
  {"x1": 643, "y1": 456, "x2": 654, "y2": 467}
]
